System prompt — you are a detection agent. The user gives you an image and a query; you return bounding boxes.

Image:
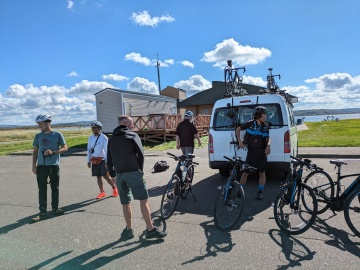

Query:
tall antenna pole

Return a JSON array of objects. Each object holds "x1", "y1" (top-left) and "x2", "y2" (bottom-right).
[{"x1": 156, "y1": 53, "x2": 161, "y2": 94}]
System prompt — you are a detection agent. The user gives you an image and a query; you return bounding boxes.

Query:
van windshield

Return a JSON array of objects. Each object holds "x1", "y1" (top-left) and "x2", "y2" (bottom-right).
[{"x1": 213, "y1": 104, "x2": 283, "y2": 131}]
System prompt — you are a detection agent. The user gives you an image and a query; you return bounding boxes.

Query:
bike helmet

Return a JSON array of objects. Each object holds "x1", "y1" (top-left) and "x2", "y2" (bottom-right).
[
  {"x1": 35, "y1": 114, "x2": 52, "y2": 123},
  {"x1": 184, "y1": 111, "x2": 193, "y2": 117},
  {"x1": 91, "y1": 120, "x2": 103, "y2": 128},
  {"x1": 253, "y1": 106, "x2": 267, "y2": 119}
]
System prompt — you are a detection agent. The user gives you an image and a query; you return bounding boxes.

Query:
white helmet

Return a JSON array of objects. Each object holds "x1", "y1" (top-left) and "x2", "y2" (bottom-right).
[
  {"x1": 91, "y1": 120, "x2": 103, "y2": 128},
  {"x1": 184, "y1": 111, "x2": 193, "y2": 117},
  {"x1": 35, "y1": 114, "x2": 52, "y2": 123}
]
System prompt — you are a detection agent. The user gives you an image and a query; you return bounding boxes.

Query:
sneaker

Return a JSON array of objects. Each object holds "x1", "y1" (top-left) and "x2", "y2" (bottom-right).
[
  {"x1": 52, "y1": 208, "x2": 64, "y2": 215},
  {"x1": 145, "y1": 227, "x2": 167, "y2": 239},
  {"x1": 121, "y1": 227, "x2": 134, "y2": 239},
  {"x1": 96, "y1": 192, "x2": 106, "y2": 199},
  {"x1": 257, "y1": 191, "x2": 263, "y2": 200},
  {"x1": 31, "y1": 212, "x2": 47, "y2": 223},
  {"x1": 112, "y1": 187, "x2": 118, "y2": 197}
]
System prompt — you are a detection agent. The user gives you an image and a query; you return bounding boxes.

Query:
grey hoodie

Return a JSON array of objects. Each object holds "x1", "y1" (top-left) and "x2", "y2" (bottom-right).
[{"x1": 107, "y1": 125, "x2": 144, "y2": 173}]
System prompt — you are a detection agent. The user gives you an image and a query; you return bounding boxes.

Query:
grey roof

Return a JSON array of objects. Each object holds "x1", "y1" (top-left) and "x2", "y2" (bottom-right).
[
  {"x1": 179, "y1": 82, "x2": 263, "y2": 107},
  {"x1": 95, "y1": 88, "x2": 176, "y2": 101}
]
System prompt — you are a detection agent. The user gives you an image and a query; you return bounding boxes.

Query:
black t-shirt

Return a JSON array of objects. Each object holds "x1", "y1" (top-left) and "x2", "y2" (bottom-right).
[
  {"x1": 176, "y1": 119, "x2": 198, "y2": 148},
  {"x1": 240, "y1": 120, "x2": 269, "y2": 151}
]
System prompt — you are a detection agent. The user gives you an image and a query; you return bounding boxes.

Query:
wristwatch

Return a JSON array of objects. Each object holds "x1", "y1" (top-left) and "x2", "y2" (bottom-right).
[{"x1": 53, "y1": 150, "x2": 57, "y2": 154}]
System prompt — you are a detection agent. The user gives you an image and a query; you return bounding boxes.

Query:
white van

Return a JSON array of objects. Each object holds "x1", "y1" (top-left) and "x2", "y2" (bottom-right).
[{"x1": 208, "y1": 92, "x2": 298, "y2": 176}]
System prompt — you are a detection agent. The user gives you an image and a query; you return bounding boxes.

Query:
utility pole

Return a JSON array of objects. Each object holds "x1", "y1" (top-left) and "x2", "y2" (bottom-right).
[{"x1": 156, "y1": 53, "x2": 161, "y2": 95}]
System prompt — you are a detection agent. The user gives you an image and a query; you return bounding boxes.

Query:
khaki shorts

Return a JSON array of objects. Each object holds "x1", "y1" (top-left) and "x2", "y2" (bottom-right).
[{"x1": 116, "y1": 170, "x2": 149, "y2": 205}]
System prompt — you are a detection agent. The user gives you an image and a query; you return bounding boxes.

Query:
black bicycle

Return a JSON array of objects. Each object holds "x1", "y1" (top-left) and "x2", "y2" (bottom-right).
[
  {"x1": 273, "y1": 156, "x2": 318, "y2": 235},
  {"x1": 303, "y1": 159, "x2": 360, "y2": 237},
  {"x1": 160, "y1": 153, "x2": 198, "y2": 220},
  {"x1": 214, "y1": 156, "x2": 256, "y2": 231},
  {"x1": 224, "y1": 59, "x2": 246, "y2": 97},
  {"x1": 266, "y1": 67, "x2": 281, "y2": 91}
]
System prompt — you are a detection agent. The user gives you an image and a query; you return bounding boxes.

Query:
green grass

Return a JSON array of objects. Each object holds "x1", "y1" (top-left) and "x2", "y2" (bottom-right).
[
  {"x1": 1, "y1": 119, "x2": 359, "y2": 156},
  {"x1": 298, "y1": 119, "x2": 360, "y2": 147}
]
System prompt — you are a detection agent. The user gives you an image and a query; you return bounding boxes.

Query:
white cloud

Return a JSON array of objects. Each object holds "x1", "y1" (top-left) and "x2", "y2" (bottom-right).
[
  {"x1": 174, "y1": 75, "x2": 212, "y2": 97},
  {"x1": 67, "y1": 0, "x2": 74, "y2": 10},
  {"x1": 285, "y1": 73, "x2": 360, "y2": 110},
  {"x1": 242, "y1": 76, "x2": 267, "y2": 87},
  {"x1": 125, "y1": 52, "x2": 152, "y2": 66},
  {"x1": 130, "y1": 10, "x2": 175, "y2": 27},
  {"x1": 102, "y1": 74, "x2": 129, "y2": 81},
  {"x1": 127, "y1": 77, "x2": 159, "y2": 95},
  {"x1": 67, "y1": 71, "x2": 78, "y2": 77},
  {"x1": 125, "y1": 52, "x2": 174, "y2": 68},
  {"x1": 181, "y1": 60, "x2": 194, "y2": 69},
  {"x1": 201, "y1": 38, "x2": 271, "y2": 67}
]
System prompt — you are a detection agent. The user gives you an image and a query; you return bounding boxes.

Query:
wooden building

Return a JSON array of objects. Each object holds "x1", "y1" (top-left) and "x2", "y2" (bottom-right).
[{"x1": 95, "y1": 88, "x2": 177, "y2": 134}]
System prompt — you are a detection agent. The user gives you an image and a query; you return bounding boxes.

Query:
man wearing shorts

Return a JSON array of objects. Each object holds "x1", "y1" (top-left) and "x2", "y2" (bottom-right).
[
  {"x1": 236, "y1": 106, "x2": 271, "y2": 200},
  {"x1": 107, "y1": 115, "x2": 167, "y2": 240},
  {"x1": 87, "y1": 120, "x2": 118, "y2": 199}
]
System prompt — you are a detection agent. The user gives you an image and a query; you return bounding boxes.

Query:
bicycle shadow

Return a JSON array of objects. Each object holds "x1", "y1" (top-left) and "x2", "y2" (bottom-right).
[
  {"x1": 268, "y1": 229, "x2": 316, "y2": 269},
  {"x1": 29, "y1": 237, "x2": 164, "y2": 270},
  {"x1": 0, "y1": 197, "x2": 110, "y2": 235},
  {"x1": 182, "y1": 220, "x2": 235, "y2": 265},
  {"x1": 170, "y1": 169, "x2": 285, "y2": 229},
  {"x1": 312, "y1": 217, "x2": 360, "y2": 257}
]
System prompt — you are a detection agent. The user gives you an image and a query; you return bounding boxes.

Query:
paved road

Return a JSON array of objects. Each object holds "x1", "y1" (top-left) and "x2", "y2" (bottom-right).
[{"x1": 1, "y1": 147, "x2": 359, "y2": 269}]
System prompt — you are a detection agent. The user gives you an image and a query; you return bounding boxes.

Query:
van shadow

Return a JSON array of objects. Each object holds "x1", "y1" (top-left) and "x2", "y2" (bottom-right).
[
  {"x1": 0, "y1": 197, "x2": 110, "y2": 235},
  {"x1": 157, "y1": 169, "x2": 285, "y2": 229}
]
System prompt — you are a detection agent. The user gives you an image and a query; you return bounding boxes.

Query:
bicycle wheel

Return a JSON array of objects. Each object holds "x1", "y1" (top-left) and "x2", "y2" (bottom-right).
[
  {"x1": 214, "y1": 181, "x2": 245, "y2": 231},
  {"x1": 273, "y1": 182, "x2": 318, "y2": 235},
  {"x1": 181, "y1": 165, "x2": 194, "y2": 199},
  {"x1": 304, "y1": 170, "x2": 334, "y2": 214},
  {"x1": 344, "y1": 189, "x2": 360, "y2": 237},
  {"x1": 160, "y1": 175, "x2": 181, "y2": 220},
  {"x1": 233, "y1": 75, "x2": 242, "y2": 90}
]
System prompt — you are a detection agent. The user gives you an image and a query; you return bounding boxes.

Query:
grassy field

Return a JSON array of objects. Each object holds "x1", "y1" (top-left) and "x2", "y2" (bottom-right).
[{"x1": 0, "y1": 119, "x2": 359, "y2": 156}]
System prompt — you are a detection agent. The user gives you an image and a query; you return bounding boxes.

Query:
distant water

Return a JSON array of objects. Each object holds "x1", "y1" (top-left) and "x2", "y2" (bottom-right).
[{"x1": 295, "y1": 113, "x2": 360, "y2": 123}]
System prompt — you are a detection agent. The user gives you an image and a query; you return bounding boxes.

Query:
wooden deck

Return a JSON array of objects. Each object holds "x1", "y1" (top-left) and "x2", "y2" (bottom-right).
[{"x1": 132, "y1": 114, "x2": 210, "y2": 143}]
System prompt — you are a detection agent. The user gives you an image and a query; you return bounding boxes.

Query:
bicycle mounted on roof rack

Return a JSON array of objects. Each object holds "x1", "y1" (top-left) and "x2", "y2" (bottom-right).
[
  {"x1": 258, "y1": 68, "x2": 294, "y2": 108},
  {"x1": 224, "y1": 59, "x2": 247, "y2": 97}
]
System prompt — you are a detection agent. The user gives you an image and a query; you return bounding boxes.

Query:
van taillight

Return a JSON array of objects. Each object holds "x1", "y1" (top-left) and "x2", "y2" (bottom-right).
[
  {"x1": 209, "y1": 134, "x2": 214, "y2": 153},
  {"x1": 284, "y1": 131, "x2": 291, "y2": 153}
]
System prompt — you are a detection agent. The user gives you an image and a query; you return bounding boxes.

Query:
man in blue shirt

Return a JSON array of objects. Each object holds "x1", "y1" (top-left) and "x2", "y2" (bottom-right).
[{"x1": 32, "y1": 114, "x2": 68, "y2": 222}]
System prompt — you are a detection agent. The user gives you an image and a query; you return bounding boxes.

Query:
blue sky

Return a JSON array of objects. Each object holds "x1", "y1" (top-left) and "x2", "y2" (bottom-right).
[{"x1": 0, "y1": 0, "x2": 359, "y2": 126}]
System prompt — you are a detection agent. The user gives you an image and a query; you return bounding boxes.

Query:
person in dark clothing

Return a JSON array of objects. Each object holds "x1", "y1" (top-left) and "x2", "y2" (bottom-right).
[
  {"x1": 107, "y1": 115, "x2": 167, "y2": 240},
  {"x1": 176, "y1": 111, "x2": 201, "y2": 155},
  {"x1": 236, "y1": 106, "x2": 271, "y2": 200}
]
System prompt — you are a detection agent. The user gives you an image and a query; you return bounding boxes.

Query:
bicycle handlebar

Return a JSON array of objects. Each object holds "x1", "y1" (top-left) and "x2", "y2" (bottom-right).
[
  {"x1": 290, "y1": 155, "x2": 323, "y2": 171},
  {"x1": 223, "y1": 156, "x2": 257, "y2": 172},
  {"x1": 167, "y1": 152, "x2": 198, "y2": 165}
]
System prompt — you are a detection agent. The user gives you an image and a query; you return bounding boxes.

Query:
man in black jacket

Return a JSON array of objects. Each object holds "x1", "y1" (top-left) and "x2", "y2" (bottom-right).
[
  {"x1": 107, "y1": 115, "x2": 167, "y2": 240},
  {"x1": 176, "y1": 111, "x2": 201, "y2": 155}
]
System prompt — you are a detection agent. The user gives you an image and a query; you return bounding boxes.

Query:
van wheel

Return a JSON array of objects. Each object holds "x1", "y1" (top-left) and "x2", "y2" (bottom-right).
[{"x1": 219, "y1": 169, "x2": 230, "y2": 177}]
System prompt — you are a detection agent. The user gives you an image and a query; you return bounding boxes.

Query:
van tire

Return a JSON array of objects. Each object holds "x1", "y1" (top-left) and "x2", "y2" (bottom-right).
[{"x1": 219, "y1": 168, "x2": 230, "y2": 177}]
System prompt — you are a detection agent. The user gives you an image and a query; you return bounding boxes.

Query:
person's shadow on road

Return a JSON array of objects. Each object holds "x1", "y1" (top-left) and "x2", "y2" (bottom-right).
[{"x1": 0, "y1": 197, "x2": 111, "y2": 235}]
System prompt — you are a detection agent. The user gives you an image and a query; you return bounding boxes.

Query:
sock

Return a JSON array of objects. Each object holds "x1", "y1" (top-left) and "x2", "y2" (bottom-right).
[{"x1": 258, "y1": 185, "x2": 264, "y2": 192}]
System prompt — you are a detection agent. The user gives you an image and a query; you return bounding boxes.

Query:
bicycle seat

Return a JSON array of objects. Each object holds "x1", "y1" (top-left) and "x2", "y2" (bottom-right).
[
  {"x1": 186, "y1": 154, "x2": 195, "y2": 159},
  {"x1": 330, "y1": 160, "x2": 347, "y2": 166}
]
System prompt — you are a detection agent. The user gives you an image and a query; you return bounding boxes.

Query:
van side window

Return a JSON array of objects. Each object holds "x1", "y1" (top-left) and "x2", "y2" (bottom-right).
[{"x1": 213, "y1": 108, "x2": 235, "y2": 130}]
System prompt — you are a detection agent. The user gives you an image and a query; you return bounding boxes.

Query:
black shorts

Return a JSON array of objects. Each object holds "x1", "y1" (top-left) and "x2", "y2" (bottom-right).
[
  {"x1": 91, "y1": 160, "x2": 108, "y2": 177},
  {"x1": 246, "y1": 151, "x2": 267, "y2": 173}
]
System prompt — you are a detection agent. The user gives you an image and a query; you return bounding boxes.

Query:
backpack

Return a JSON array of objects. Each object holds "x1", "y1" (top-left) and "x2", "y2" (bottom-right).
[{"x1": 153, "y1": 161, "x2": 169, "y2": 173}]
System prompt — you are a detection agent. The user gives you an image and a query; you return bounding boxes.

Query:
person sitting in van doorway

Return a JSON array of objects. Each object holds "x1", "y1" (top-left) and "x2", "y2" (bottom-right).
[
  {"x1": 236, "y1": 106, "x2": 271, "y2": 200},
  {"x1": 176, "y1": 111, "x2": 201, "y2": 155},
  {"x1": 87, "y1": 120, "x2": 118, "y2": 199}
]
